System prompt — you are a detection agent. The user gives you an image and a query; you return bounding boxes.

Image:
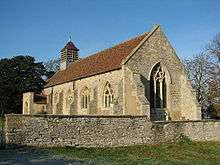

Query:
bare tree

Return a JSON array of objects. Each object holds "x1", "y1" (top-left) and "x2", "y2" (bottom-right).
[
  {"x1": 44, "y1": 58, "x2": 60, "y2": 73},
  {"x1": 184, "y1": 53, "x2": 216, "y2": 108},
  {"x1": 43, "y1": 58, "x2": 60, "y2": 79},
  {"x1": 206, "y1": 33, "x2": 220, "y2": 117},
  {"x1": 207, "y1": 33, "x2": 220, "y2": 62}
]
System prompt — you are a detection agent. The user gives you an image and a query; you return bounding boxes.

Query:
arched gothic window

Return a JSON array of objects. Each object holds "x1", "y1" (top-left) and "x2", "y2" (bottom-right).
[
  {"x1": 103, "y1": 82, "x2": 114, "y2": 108},
  {"x1": 150, "y1": 63, "x2": 166, "y2": 109},
  {"x1": 150, "y1": 63, "x2": 167, "y2": 121},
  {"x1": 81, "y1": 87, "x2": 90, "y2": 109}
]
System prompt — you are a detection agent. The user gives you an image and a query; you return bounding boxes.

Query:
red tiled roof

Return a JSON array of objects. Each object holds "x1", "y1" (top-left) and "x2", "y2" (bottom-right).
[{"x1": 45, "y1": 33, "x2": 148, "y2": 88}]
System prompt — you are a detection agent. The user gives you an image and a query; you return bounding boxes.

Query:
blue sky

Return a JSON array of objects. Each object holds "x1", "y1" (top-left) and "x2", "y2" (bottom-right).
[{"x1": 0, "y1": 0, "x2": 220, "y2": 62}]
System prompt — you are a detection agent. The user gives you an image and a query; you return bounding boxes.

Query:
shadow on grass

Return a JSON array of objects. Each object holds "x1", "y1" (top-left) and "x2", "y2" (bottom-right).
[
  {"x1": 0, "y1": 146, "x2": 84, "y2": 165},
  {"x1": 49, "y1": 141, "x2": 220, "y2": 165}
]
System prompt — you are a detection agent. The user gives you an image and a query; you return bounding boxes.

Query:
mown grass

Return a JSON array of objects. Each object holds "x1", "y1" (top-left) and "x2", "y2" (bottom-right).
[{"x1": 50, "y1": 141, "x2": 220, "y2": 165}]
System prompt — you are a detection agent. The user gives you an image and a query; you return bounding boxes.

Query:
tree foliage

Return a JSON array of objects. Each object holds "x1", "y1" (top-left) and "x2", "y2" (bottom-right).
[{"x1": 0, "y1": 56, "x2": 48, "y2": 114}]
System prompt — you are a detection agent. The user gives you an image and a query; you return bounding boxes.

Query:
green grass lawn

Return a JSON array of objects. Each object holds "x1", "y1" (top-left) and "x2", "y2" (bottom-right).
[{"x1": 50, "y1": 141, "x2": 220, "y2": 165}]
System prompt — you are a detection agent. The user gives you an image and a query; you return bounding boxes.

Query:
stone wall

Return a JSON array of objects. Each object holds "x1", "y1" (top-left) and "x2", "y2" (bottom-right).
[
  {"x1": 43, "y1": 69, "x2": 123, "y2": 116},
  {"x1": 5, "y1": 115, "x2": 220, "y2": 148},
  {"x1": 43, "y1": 82, "x2": 74, "y2": 115},
  {"x1": 23, "y1": 92, "x2": 47, "y2": 114}
]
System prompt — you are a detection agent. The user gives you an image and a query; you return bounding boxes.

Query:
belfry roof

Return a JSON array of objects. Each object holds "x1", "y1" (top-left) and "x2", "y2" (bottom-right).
[
  {"x1": 61, "y1": 41, "x2": 79, "y2": 51},
  {"x1": 45, "y1": 32, "x2": 149, "y2": 88}
]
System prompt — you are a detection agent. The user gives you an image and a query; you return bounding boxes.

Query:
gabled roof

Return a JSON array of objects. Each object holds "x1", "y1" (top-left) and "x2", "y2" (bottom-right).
[
  {"x1": 45, "y1": 32, "x2": 149, "y2": 88},
  {"x1": 61, "y1": 41, "x2": 79, "y2": 51}
]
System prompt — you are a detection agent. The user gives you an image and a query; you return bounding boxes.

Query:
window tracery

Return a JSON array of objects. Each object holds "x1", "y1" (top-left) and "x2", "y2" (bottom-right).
[
  {"x1": 150, "y1": 63, "x2": 167, "y2": 121},
  {"x1": 103, "y1": 82, "x2": 114, "y2": 108},
  {"x1": 81, "y1": 87, "x2": 90, "y2": 109},
  {"x1": 150, "y1": 63, "x2": 166, "y2": 108}
]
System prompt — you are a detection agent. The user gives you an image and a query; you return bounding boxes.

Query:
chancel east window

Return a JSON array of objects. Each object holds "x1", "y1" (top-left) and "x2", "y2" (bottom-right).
[
  {"x1": 103, "y1": 82, "x2": 114, "y2": 108},
  {"x1": 81, "y1": 87, "x2": 90, "y2": 109},
  {"x1": 150, "y1": 63, "x2": 167, "y2": 121}
]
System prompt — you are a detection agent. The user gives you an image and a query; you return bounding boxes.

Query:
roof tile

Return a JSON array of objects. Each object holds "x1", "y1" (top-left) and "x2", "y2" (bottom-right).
[{"x1": 45, "y1": 33, "x2": 147, "y2": 88}]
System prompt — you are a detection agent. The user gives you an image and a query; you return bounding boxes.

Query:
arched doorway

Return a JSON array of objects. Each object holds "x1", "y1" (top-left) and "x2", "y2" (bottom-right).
[{"x1": 150, "y1": 63, "x2": 167, "y2": 121}]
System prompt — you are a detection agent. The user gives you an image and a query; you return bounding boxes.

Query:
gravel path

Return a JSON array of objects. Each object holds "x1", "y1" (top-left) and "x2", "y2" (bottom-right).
[{"x1": 0, "y1": 147, "x2": 84, "y2": 165}]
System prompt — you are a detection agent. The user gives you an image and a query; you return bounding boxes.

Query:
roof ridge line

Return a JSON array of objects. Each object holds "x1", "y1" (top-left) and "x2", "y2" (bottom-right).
[
  {"x1": 74, "y1": 32, "x2": 148, "y2": 62},
  {"x1": 104, "y1": 32, "x2": 148, "y2": 48},
  {"x1": 65, "y1": 32, "x2": 148, "y2": 69},
  {"x1": 121, "y1": 24, "x2": 160, "y2": 65},
  {"x1": 45, "y1": 27, "x2": 153, "y2": 88}
]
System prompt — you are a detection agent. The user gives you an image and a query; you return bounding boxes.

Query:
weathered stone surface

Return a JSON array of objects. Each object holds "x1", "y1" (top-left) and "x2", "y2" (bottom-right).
[
  {"x1": 22, "y1": 26, "x2": 201, "y2": 121},
  {"x1": 124, "y1": 26, "x2": 201, "y2": 120},
  {"x1": 4, "y1": 115, "x2": 220, "y2": 148},
  {"x1": 42, "y1": 70, "x2": 124, "y2": 116}
]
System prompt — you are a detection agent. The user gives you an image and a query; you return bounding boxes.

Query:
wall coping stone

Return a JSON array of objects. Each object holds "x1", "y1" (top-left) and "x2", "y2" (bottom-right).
[
  {"x1": 153, "y1": 120, "x2": 220, "y2": 124},
  {"x1": 5, "y1": 114, "x2": 150, "y2": 119},
  {"x1": 6, "y1": 114, "x2": 220, "y2": 123}
]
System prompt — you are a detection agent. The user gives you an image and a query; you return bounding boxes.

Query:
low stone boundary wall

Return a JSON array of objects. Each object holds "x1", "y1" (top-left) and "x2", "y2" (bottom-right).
[{"x1": 4, "y1": 114, "x2": 220, "y2": 148}]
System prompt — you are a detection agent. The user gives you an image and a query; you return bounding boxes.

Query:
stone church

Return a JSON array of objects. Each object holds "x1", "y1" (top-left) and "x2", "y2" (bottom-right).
[{"x1": 23, "y1": 25, "x2": 201, "y2": 121}]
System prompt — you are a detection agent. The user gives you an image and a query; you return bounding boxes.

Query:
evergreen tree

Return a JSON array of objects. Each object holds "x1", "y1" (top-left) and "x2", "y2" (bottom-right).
[{"x1": 0, "y1": 56, "x2": 47, "y2": 114}]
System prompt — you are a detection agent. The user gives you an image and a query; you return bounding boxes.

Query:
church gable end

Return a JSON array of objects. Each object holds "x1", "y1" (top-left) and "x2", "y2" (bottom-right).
[{"x1": 123, "y1": 25, "x2": 201, "y2": 120}]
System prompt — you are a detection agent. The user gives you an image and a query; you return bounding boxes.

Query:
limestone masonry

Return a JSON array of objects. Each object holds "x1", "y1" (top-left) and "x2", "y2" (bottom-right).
[
  {"x1": 6, "y1": 24, "x2": 218, "y2": 149},
  {"x1": 5, "y1": 115, "x2": 220, "y2": 148},
  {"x1": 23, "y1": 25, "x2": 201, "y2": 121}
]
